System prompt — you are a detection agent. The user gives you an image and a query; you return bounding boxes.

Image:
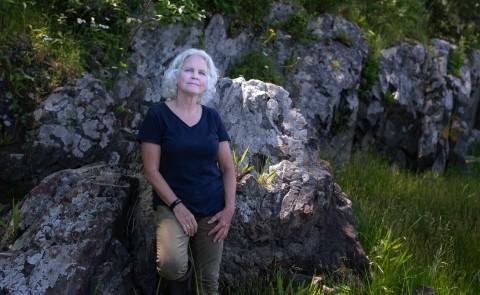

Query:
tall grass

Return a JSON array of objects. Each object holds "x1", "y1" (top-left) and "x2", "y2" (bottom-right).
[{"x1": 333, "y1": 151, "x2": 480, "y2": 294}]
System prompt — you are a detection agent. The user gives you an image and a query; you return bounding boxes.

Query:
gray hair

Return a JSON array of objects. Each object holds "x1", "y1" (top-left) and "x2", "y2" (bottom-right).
[{"x1": 161, "y1": 48, "x2": 219, "y2": 102}]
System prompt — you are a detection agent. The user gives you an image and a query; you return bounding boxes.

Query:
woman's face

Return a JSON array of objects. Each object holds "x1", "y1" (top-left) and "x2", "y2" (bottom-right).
[{"x1": 177, "y1": 54, "x2": 209, "y2": 97}]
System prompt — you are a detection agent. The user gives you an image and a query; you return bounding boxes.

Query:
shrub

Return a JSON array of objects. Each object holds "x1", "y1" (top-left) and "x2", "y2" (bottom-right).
[
  {"x1": 278, "y1": 11, "x2": 311, "y2": 42},
  {"x1": 447, "y1": 47, "x2": 465, "y2": 78},
  {"x1": 194, "y1": 0, "x2": 273, "y2": 34},
  {"x1": 229, "y1": 52, "x2": 284, "y2": 85}
]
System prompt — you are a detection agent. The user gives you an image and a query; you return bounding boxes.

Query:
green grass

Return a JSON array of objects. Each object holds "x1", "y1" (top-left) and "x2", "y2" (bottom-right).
[{"x1": 332, "y1": 151, "x2": 480, "y2": 294}]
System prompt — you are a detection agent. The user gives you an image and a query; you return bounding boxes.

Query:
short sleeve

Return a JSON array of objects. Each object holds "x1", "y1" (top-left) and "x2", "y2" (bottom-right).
[
  {"x1": 136, "y1": 107, "x2": 165, "y2": 145},
  {"x1": 215, "y1": 111, "x2": 230, "y2": 142}
]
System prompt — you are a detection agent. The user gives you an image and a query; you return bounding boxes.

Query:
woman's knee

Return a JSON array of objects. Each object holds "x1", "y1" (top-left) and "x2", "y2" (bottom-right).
[{"x1": 156, "y1": 255, "x2": 189, "y2": 280}]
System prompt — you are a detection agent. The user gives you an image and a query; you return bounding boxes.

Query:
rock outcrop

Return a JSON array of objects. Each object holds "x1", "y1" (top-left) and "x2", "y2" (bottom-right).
[
  {"x1": 357, "y1": 39, "x2": 480, "y2": 171},
  {"x1": 2, "y1": 5, "x2": 480, "y2": 195}
]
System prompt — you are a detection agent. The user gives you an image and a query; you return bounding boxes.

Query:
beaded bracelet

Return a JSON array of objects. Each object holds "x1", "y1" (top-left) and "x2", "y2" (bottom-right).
[{"x1": 169, "y1": 198, "x2": 182, "y2": 211}]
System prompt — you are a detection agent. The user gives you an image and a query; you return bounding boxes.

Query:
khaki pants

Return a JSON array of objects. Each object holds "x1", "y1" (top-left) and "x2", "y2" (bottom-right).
[{"x1": 155, "y1": 205, "x2": 223, "y2": 295}]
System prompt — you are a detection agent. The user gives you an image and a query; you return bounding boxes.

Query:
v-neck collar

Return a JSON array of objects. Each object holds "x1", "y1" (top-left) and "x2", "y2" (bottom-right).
[{"x1": 163, "y1": 102, "x2": 204, "y2": 128}]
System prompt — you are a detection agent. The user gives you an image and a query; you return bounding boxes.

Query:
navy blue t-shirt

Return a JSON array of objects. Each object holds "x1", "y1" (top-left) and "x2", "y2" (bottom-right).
[{"x1": 136, "y1": 103, "x2": 230, "y2": 217}]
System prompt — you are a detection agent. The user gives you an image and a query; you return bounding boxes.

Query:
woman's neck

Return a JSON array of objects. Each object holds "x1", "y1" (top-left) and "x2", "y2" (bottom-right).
[{"x1": 172, "y1": 93, "x2": 199, "y2": 111}]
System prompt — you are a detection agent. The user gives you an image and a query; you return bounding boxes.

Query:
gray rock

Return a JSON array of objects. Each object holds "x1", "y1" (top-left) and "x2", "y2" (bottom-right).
[
  {"x1": 0, "y1": 164, "x2": 138, "y2": 294},
  {"x1": 223, "y1": 159, "x2": 368, "y2": 285},
  {"x1": 204, "y1": 15, "x2": 251, "y2": 75},
  {"x1": 358, "y1": 39, "x2": 480, "y2": 172},
  {"x1": 280, "y1": 13, "x2": 368, "y2": 162},
  {"x1": 208, "y1": 78, "x2": 308, "y2": 165}
]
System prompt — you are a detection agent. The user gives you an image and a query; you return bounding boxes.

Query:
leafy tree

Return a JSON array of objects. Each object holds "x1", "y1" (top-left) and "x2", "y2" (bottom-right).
[{"x1": 427, "y1": 0, "x2": 480, "y2": 47}]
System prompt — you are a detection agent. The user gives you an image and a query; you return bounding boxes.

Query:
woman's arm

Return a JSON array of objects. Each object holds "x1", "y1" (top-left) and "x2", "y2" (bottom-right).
[
  {"x1": 208, "y1": 141, "x2": 236, "y2": 242},
  {"x1": 141, "y1": 142, "x2": 197, "y2": 236}
]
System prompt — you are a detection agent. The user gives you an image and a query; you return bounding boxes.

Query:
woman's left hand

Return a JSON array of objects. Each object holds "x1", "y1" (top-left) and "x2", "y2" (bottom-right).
[{"x1": 207, "y1": 206, "x2": 234, "y2": 242}]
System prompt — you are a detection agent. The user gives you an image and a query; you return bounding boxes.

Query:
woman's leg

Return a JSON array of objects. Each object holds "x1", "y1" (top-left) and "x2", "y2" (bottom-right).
[
  {"x1": 190, "y1": 217, "x2": 224, "y2": 295},
  {"x1": 155, "y1": 205, "x2": 190, "y2": 280}
]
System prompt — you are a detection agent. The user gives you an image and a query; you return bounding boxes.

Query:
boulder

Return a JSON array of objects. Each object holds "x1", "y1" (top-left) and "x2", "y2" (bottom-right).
[
  {"x1": 0, "y1": 74, "x2": 137, "y2": 192},
  {"x1": 208, "y1": 78, "x2": 308, "y2": 166},
  {"x1": 0, "y1": 164, "x2": 138, "y2": 294},
  {"x1": 223, "y1": 159, "x2": 368, "y2": 285}
]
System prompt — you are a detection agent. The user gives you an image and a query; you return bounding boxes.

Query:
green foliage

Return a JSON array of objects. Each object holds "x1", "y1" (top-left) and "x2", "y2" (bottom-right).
[
  {"x1": 297, "y1": 0, "x2": 350, "y2": 14},
  {"x1": 229, "y1": 52, "x2": 284, "y2": 85},
  {"x1": 1, "y1": 199, "x2": 22, "y2": 242},
  {"x1": 282, "y1": 55, "x2": 301, "y2": 75},
  {"x1": 0, "y1": 124, "x2": 14, "y2": 146},
  {"x1": 115, "y1": 103, "x2": 128, "y2": 114},
  {"x1": 232, "y1": 146, "x2": 254, "y2": 181},
  {"x1": 297, "y1": 0, "x2": 430, "y2": 45},
  {"x1": 255, "y1": 158, "x2": 276, "y2": 188},
  {"x1": 358, "y1": 51, "x2": 380, "y2": 100},
  {"x1": 383, "y1": 90, "x2": 395, "y2": 105},
  {"x1": 194, "y1": 0, "x2": 273, "y2": 29},
  {"x1": 278, "y1": 11, "x2": 311, "y2": 42},
  {"x1": 151, "y1": 0, "x2": 205, "y2": 25},
  {"x1": 331, "y1": 100, "x2": 351, "y2": 134},
  {"x1": 224, "y1": 270, "x2": 323, "y2": 295},
  {"x1": 447, "y1": 47, "x2": 465, "y2": 78},
  {"x1": 0, "y1": 0, "x2": 206, "y2": 142},
  {"x1": 366, "y1": 229, "x2": 414, "y2": 294},
  {"x1": 330, "y1": 59, "x2": 341, "y2": 71},
  {"x1": 428, "y1": 0, "x2": 480, "y2": 48}
]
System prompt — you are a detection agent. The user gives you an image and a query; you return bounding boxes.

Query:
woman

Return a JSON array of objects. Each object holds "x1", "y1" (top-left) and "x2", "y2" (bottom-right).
[{"x1": 137, "y1": 48, "x2": 236, "y2": 294}]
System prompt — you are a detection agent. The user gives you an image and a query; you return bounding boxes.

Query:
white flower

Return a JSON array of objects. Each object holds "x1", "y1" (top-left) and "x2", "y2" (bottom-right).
[{"x1": 77, "y1": 18, "x2": 86, "y2": 24}]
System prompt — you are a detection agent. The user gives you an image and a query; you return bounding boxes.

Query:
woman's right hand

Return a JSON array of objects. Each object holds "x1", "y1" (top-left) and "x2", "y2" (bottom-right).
[{"x1": 173, "y1": 203, "x2": 198, "y2": 236}]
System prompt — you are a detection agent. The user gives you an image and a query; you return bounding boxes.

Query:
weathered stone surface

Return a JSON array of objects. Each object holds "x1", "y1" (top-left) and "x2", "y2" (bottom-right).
[
  {"x1": 223, "y1": 159, "x2": 368, "y2": 285},
  {"x1": 0, "y1": 74, "x2": 137, "y2": 191},
  {"x1": 0, "y1": 165, "x2": 138, "y2": 294},
  {"x1": 269, "y1": 10, "x2": 368, "y2": 162},
  {"x1": 357, "y1": 39, "x2": 480, "y2": 172},
  {"x1": 471, "y1": 51, "x2": 480, "y2": 130},
  {"x1": 208, "y1": 78, "x2": 308, "y2": 165}
]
